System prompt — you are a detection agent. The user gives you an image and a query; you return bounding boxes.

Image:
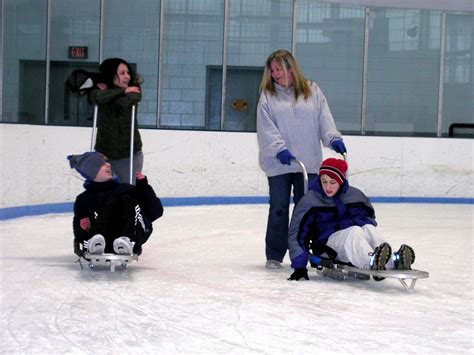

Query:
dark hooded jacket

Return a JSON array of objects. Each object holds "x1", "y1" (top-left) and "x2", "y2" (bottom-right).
[
  {"x1": 73, "y1": 176, "x2": 163, "y2": 249},
  {"x1": 288, "y1": 176, "x2": 376, "y2": 269}
]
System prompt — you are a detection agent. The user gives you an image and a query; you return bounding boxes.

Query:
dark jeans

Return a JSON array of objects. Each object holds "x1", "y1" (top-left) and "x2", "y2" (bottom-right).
[
  {"x1": 265, "y1": 172, "x2": 317, "y2": 262},
  {"x1": 89, "y1": 194, "x2": 150, "y2": 254}
]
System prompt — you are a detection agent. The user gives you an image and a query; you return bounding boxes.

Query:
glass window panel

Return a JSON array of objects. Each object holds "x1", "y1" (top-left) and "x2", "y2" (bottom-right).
[
  {"x1": 103, "y1": 0, "x2": 161, "y2": 127},
  {"x1": 222, "y1": 0, "x2": 293, "y2": 131},
  {"x1": 366, "y1": 8, "x2": 442, "y2": 136},
  {"x1": 443, "y1": 13, "x2": 474, "y2": 136},
  {"x1": 2, "y1": 0, "x2": 47, "y2": 124},
  {"x1": 428, "y1": 13, "x2": 441, "y2": 50},
  {"x1": 161, "y1": 0, "x2": 224, "y2": 129},
  {"x1": 296, "y1": 2, "x2": 365, "y2": 134},
  {"x1": 48, "y1": 0, "x2": 100, "y2": 126},
  {"x1": 228, "y1": 0, "x2": 293, "y2": 62}
]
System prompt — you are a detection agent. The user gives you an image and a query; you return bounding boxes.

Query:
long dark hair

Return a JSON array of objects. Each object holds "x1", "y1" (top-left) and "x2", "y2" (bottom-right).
[{"x1": 98, "y1": 58, "x2": 137, "y2": 88}]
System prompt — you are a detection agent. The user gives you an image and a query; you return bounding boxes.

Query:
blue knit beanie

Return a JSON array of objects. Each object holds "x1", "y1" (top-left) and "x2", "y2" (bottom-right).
[{"x1": 68, "y1": 152, "x2": 107, "y2": 181}]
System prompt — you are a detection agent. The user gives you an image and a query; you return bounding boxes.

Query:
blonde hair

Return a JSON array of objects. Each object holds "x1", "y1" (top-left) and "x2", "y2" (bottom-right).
[{"x1": 259, "y1": 49, "x2": 312, "y2": 100}]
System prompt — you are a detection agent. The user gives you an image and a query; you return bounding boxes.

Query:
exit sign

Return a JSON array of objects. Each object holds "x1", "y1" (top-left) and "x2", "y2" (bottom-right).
[{"x1": 68, "y1": 46, "x2": 88, "y2": 59}]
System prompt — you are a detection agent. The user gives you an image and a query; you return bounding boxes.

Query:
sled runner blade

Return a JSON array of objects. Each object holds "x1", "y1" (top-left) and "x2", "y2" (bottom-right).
[
  {"x1": 314, "y1": 263, "x2": 429, "y2": 291},
  {"x1": 399, "y1": 278, "x2": 418, "y2": 292},
  {"x1": 341, "y1": 265, "x2": 429, "y2": 280},
  {"x1": 83, "y1": 253, "x2": 139, "y2": 272},
  {"x1": 317, "y1": 265, "x2": 370, "y2": 281}
]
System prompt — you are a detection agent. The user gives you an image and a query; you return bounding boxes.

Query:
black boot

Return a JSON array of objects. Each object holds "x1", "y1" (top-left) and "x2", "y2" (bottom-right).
[
  {"x1": 370, "y1": 242, "x2": 392, "y2": 281},
  {"x1": 394, "y1": 244, "x2": 416, "y2": 270}
]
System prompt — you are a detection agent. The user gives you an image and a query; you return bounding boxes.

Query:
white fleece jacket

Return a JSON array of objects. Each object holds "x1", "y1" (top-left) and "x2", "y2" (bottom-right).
[{"x1": 257, "y1": 81, "x2": 343, "y2": 177}]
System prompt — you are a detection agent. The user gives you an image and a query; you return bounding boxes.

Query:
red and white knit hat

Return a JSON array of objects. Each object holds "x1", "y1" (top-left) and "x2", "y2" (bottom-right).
[{"x1": 319, "y1": 158, "x2": 348, "y2": 185}]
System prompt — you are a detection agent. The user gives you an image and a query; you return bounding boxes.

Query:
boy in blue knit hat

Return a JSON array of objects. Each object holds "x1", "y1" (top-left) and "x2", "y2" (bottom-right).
[{"x1": 68, "y1": 152, "x2": 163, "y2": 256}]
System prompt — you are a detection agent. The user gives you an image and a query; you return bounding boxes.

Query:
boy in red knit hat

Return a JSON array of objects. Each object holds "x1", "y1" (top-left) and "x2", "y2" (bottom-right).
[{"x1": 287, "y1": 158, "x2": 415, "y2": 281}]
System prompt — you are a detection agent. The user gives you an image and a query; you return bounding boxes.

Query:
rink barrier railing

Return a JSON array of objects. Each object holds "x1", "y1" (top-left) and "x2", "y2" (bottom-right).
[{"x1": 0, "y1": 196, "x2": 472, "y2": 220}]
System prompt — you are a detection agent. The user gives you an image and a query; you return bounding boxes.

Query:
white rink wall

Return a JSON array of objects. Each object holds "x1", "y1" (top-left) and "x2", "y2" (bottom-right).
[{"x1": 1, "y1": 123, "x2": 473, "y2": 210}]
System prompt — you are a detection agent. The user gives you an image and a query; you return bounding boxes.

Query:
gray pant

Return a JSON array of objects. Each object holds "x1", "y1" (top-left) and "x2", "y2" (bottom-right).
[{"x1": 110, "y1": 151, "x2": 144, "y2": 185}]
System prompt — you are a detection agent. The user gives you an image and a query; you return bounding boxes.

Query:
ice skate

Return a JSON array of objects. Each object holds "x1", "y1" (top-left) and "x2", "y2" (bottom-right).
[
  {"x1": 393, "y1": 244, "x2": 416, "y2": 270},
  {"x1": 82, "y1": 236, "x2": 137, "y2": 272},
  {"x1": 370, "y1": 242, "x2": 392, "y2": 281},
  {"x1": 84, "y1": 234, "x2": 106, "y2": 254},
  {"x1": 266, "y1": 260, "x2": 282, "y2": 269},
  {"x1": 113, "y1": 236, "x2": 134, "y2": 255}
]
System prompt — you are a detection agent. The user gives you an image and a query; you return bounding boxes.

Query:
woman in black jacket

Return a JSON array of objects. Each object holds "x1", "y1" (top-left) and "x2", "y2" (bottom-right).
[{"x1": 68, "y1": 151, "x2": 163, "y2": 256}]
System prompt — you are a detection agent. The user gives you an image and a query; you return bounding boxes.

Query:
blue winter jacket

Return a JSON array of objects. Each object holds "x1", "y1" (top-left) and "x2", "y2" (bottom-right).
[{"x1": 288, "y1": 177, "x2": 376, "y2": 269}]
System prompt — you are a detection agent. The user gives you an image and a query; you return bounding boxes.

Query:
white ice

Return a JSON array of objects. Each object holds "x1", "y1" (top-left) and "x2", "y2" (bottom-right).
[{"x1": 1, "y1": 203, "x2": 473, "y2": 354}]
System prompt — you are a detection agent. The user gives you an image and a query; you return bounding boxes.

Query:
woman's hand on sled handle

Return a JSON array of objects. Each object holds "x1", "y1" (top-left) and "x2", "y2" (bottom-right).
[{"x1": 330, "y1": 139, "x2": 347, "y2": 154}]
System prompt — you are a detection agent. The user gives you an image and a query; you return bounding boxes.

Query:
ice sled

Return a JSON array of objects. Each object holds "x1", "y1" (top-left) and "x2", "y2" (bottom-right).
[
  {"x1": 81, "y1": 253, "x2": 139, "y2": 272},
  {"x1": 292, "y1": 158, "x2": 429, "y2": 292},
  {"x1": 310, "y1": 256, "x2": 429, "y2": 292},
  {"x1": 71, "y1": 76, "x2": 141, "y2": 272}
]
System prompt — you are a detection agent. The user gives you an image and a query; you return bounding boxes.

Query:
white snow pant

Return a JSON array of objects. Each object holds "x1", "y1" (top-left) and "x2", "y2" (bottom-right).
[{"x1": 326, "y1": 225, "x2": 394, "y2": 269}]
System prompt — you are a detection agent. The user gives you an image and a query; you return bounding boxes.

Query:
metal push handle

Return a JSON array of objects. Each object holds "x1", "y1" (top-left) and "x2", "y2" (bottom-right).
[
  {"x1": 292, "y1": 159, "x2": 308, "y2": 194},
  {"x1": 129, "y1": 105, "x2": 136, "y2": 185},
  {"x1": 90, "y1": 105, "x2": 98, "y2": 151},
  {"x1": 342, "y1": 152, "x2": 348, "y2": 180}
]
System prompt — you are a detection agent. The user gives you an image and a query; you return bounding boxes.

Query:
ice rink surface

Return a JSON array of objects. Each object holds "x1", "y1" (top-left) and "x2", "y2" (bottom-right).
[{"x1": 1, "y1": 203, "x2": 473, "y2": 354}]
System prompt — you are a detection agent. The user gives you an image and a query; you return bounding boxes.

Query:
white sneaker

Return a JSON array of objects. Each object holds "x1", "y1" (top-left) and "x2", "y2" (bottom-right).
[
  {"x1": 113, "y1": 237, "x2": 134, "y2": 255},
  {"x1": 266, "y1": 260, "x2": 282, "y2": 269},
  {"x1": 84, "y1": 234, "x2": 106, "y2": 254}
]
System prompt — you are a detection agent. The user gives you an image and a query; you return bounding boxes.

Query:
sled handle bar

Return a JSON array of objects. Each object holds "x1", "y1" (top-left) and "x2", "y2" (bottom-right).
[
  {"x1": 292, "y1": 159, "x2": 308, "y2": 194},
  {"x1": 90, "y1": 105, "x2": 99, "y2": 151},
  {"x1": 292, "y1": 152, "x2": 347, "y2": 195},
  {"x1": 129, "y1": 105, "x2": 136, "y2": 185}
]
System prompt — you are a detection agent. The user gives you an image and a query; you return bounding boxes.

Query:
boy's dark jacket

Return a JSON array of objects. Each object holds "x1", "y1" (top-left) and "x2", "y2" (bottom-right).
[
  {"x1": 72, "y1": 176, "x2": 163, "y2": 245},
  {"x1": 288, "y1": 176, "x2": 376, "y2": 269}
]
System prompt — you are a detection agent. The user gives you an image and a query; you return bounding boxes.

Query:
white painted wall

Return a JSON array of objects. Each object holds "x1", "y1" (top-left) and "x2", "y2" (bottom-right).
[{"x1": 1, "y1": 124, "x2": 473, "y2": 209}]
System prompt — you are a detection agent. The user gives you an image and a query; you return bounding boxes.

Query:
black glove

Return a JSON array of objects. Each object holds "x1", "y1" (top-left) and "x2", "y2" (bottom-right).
[{"x1": 288, "y1": 268, "x2": 309, "y2": 281}]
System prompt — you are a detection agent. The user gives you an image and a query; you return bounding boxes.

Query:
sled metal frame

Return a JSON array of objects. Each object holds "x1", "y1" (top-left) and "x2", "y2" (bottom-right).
[
  {"x1": 317, "y1": 264, "x2": 429, "y2": 292},
  {"x1": 82, "y1": 253, "x2": 139, "y2": 272},
  {"x1": 90, "y1": 105, "x2": 99, "y2": 151},
  {"x1": 71, "y1": 92, "x2": 140, "y2": 271},
  {"x1": 129, "y1": 105, "x2": 136, "y2": 184},
  {"x1": 79, "y1": 105, "x2": 139, "y2": 272}
]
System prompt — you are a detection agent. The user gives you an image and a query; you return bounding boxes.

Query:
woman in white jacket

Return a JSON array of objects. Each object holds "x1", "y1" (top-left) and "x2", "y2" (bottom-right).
[{"x1": 257, "y1": 49, "x2": 346, "y2": 269}]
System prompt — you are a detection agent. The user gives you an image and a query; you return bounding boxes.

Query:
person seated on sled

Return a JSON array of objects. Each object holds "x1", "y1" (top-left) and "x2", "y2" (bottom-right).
[
  {"x1": 68, "y1": 151, "x2": 163, "y2": 257},
  {"x1": 287, "y1": 158, "x2": 415, "y2": 281}
]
